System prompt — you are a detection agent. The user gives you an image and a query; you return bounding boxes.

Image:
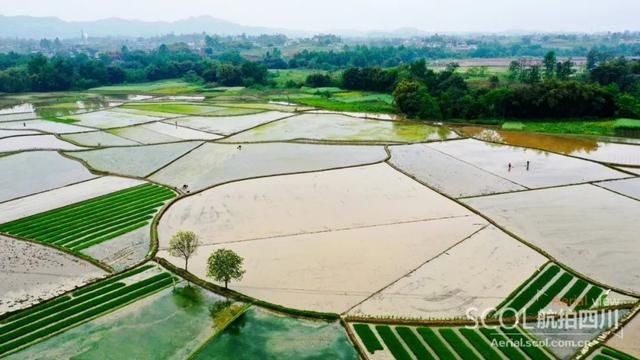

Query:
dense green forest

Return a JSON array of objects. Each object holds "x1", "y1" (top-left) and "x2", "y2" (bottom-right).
[{"x1": 0, "y1": 43, "x2": 638, "y2": 121}]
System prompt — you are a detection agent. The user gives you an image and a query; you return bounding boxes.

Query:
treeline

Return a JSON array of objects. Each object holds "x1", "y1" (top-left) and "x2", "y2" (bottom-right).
[
  {"x1": 0, "y1": 44, "x2": 268, "y2": 92},
  {"x1": 320, "y1": 53, "x2": 640, "y2": 120}
]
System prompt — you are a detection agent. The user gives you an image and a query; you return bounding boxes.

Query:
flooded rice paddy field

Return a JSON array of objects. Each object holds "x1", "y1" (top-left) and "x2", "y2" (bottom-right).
[{"x1": 0, "y1": 93, "x2": 639, "y2": 358}]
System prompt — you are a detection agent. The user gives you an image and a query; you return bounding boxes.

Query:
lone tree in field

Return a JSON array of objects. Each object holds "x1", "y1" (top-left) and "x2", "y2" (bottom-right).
[
  {"x1": 207, "y1": 249, "x2": 245, "y2": 289},
  {"x1": 168, "y1": 230, "x2": 200, "y2": 272}
]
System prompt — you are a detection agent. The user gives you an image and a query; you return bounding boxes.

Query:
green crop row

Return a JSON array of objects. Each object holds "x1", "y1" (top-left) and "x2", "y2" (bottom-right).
[
  {"x1": 0, "y1": 273, "x2": 173, "y2": 356},
  {"x1": 0, "y1": 183, "x2": 157, "y2": 230},
  {"x1": 4, "y1": 185, "x2": 167, "y2": 236},
  {"x1": 4, "y1": 189, "x2": 171, "y2": 239},
  {"x1": 478, "y1": 327, "x2": 527, "y2": 360},
  {"x1": 560, "y1": 279, "x2": 589, "y2": 306},
  {"x1": 72, "y1": 221, "x2": 150, "y2": 251},
  {"x1": 524, "y1": 272, "x2": 574, "y2": 316},
  {"x1": 439, "y1": 328, "x2": 480, "y2": 360},
  {"x1": 501, "y1": 327, "x2": 553, "y2": 360},
  {"x1": 28, "y1": 191, "x2": 171, "y2": 240},
  {"x1": 0, "y1": 295, "x2": 71, "y2": 325},
  {"x1": 502, "y1": 264, "x2": 561, "y2": 315},
  {"x1": 375, "y1": 325, "x2": 412, "y2": 360},
  {"x1": 396, "y1": 326, "x2": 433, "y2": 359},
  {"x1": 72, "y1": 264, "x2": 155, "y2": 297},
  {"x1": 353, "y1": 323, "x2": 383, "y2": 354},
  {"x1": 575, "y1": 286, "x2": 605, "y2": 311},
  {"x1": 601, "y1": 346, "x2": 637, "y2": 360},
  {"x1": 417, "y1": 327, "x2": 456, "y2": 360},
  {"x1": 459, "y1": 328, "x2": 502, "y2": 359},
  {"x1": 60, "y1": 213, "x2": 155, "y2": 248},
  {"x1": 0, "y1": 282, "x2": 126, "y2": 339},
  {"x1": 353, "y1": 323, "x2": 558, "y2": 360}
]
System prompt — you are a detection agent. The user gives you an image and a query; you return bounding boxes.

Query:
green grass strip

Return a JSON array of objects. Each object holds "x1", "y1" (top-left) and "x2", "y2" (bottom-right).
[
  {"x1": 594, "y1": 355, "x2": 616, "y2": 360},
  {"x1": 575, "y1": 286, "x2": 605, "y2": 311},
  {"x1": 601, "y1": 347, "x2": 637, "y2": 360},
  {"x1": 72, "y1": 264, "x2": 154, "y2": 297},
  {"x1": 500, "y1": 327, "x2": 553, "y2": 360},
  {"x1": 560, "y1": 279, "x2": 589, "y2": 306},
  {"x1": 459, "y1": 328, "x2": 503, "y2": 359},
  {"x1": 353, "y1": 324, "x2": 383, "y2": 354},
  {"x1": 0, "y1": 276, "x2": 173, "y2": 356},
  {"x1": 525, "y1": 272, "x2": 574, "y2": 316},
  {"x1": 396, "y1": 327, "x2": 433, "y2": 360},
  {"x1": 478, "y1": 327, "x2": 527, "y2": 360},
  {"x1": 502, "y1": 264, "x2": 561, "y2": 315},
  {"x1": 438, "y1": 328, "x2": 480, "y2": 360},
  {"x1": 375, "y1": 325, "x2": 412, "y2": 360},
  {"x1": 417, "y1": 327, "x2": 456, "y2": 360}
]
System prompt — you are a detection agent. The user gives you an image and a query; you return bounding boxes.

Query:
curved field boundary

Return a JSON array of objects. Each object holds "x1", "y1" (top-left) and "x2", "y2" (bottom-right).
[
  {"x1": 0, "y1": 266, "x2": 175, "y2": 357},
  {"x1": 384, "y1": 160, "x2": 640, "y2": 299},
  {"x1": 154, "y1": 257, "x2": 339, "y2": 321}
]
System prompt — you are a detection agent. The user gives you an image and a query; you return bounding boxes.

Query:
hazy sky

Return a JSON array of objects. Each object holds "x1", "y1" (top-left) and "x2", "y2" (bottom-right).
[{"x1": 1, "y1": 0, "x2": 639, "y2": 32}]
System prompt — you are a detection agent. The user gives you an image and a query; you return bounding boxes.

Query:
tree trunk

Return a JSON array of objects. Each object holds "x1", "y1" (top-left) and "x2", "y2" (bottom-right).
[
  {"x1": 185, "y1": 257, "x2": 188, "y2": 272},
  {"x1": 225, "y1": 280, "x2": 228, "y2": 289}
]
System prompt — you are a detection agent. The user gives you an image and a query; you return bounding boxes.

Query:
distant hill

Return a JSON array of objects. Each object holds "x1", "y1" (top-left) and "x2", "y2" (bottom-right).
[{"x1": 0, "y1": 15, "x2": 302, "y2": 39}]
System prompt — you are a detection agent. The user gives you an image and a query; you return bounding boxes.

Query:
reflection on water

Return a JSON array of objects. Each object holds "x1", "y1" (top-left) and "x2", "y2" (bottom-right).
[
  {"x1": 459, "y1": 126, "x2": 599, "y2": 154},
  {"x1": 459, "y1": 126, "x2": 640, "y2": 166}
]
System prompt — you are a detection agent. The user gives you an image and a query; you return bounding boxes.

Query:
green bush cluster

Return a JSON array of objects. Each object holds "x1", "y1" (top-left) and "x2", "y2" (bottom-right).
[
  {"x1": 375, "y1": 325, "x2": 411, "y2": 360},
  {"x1": 0, "y1": 184, "x2": 174, "y2": 252},
  {"x1": 352, "y1": 323, "x2": 383, "y2": 354},
  {"x1": 0, "y1": 270, "x2": 173, "y2": 356}
]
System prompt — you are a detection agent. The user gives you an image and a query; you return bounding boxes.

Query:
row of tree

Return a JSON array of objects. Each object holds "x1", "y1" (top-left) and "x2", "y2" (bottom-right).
[
  {"x1": 325, "y1": 53, "x2": 639, "y2": 120},
  {"x1": 0, "y1": 45, "x2": 269, "y2": 92}
]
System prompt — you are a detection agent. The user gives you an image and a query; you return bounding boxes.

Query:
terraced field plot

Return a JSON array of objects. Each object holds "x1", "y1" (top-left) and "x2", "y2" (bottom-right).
[
  {"x1": 122, "y1": 102, "x2": 224, "y2": 115},
  {"x1": 0, "y1": 113, "x2": 39, "y2": 122},
  {"x1": 191, "y1": 307, "x2": 357, "y2": 359},
  {"x1": 349, "y1": 225, "x2": 548, "y2": 320},
  {"x1": 222, "y1": 113, "x2": 457, "y2": 143},
  {"x1": 0, "y1": 235, "x2": 106, "y2": 315},
  {"x1": 66, "y1": 141, "x2": 202, "y2": 177},
  {"x1": 61, "y1": 130, "x2": 140, "y2": 146},
  {"x1": 170, "y1": 111, "x2": 290, "y2": 135},
  {"x1": 6, "y1": 284, "x2": 231, "y2": 360},
  {"x1": 0, "y1": 119, "x2": 90, "y2": 134},
  {"x1": 389, "y1": 143, "x2": 525, "y2": 197},
  {"x1": 571, "y1": 142, "x2": 640, "y2": 166},
  {"x1": 67, "y1": 110, "x2": 163, "y2": 129},
  {"x1": 0, "y1": 151, "x2": 96, "y2": 203},
  {"x1": 596, "y1": 177, "x2": 640, "y2": 200},
  {"x1": 427, "y1": 139, "x2": 627, "y2": 189},
  {"x1": 351, "y1": 322, "x2": 555, "y2": 360},
  {"x1": 0, "y1": 183, "x2": 175, "y2": 253},
  {"x1": 150, "y1": 142, "x2": 388, "y2": 191},
  {"x1": 125, "y1": 122, "x2": 222, "y2": 141},
  {"x1": 0, "y1": 134, "x2": 85, "y2": 152},
  {"x1": 0, "y1": 265, "x2": 174, "y2": 357},
  {"x1": 0, "y1": 130, "x2": 40, "y2": 139},
  {"x1": 463, "y1": 184, "x2": 640, "y2": 294},
  {"x1": 158, "y1": 163, "x2": 475, "y2": 245}
]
